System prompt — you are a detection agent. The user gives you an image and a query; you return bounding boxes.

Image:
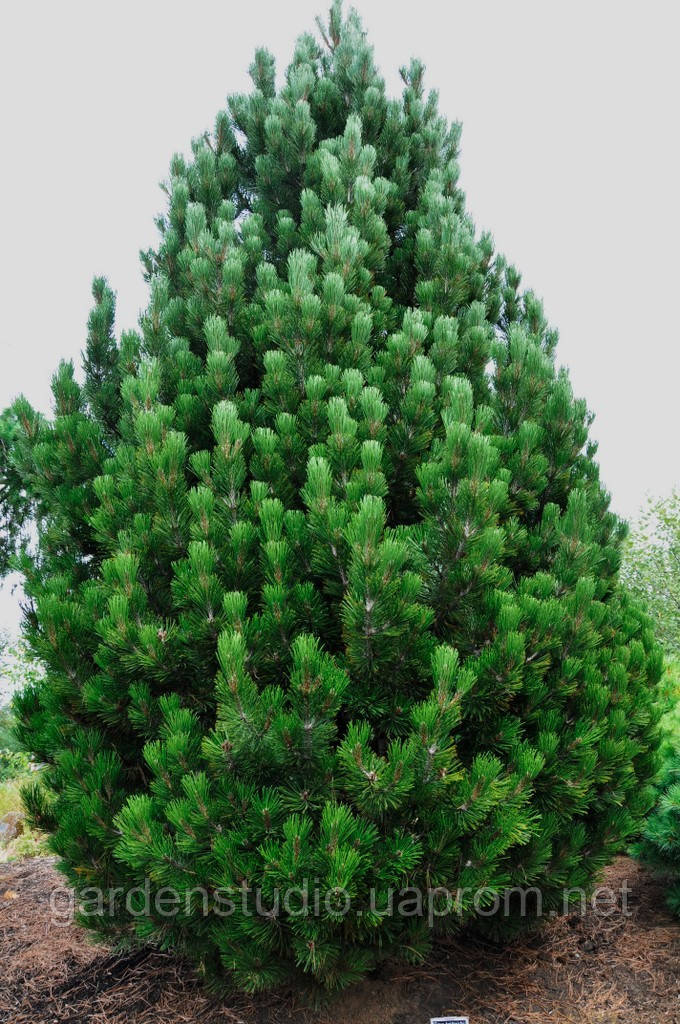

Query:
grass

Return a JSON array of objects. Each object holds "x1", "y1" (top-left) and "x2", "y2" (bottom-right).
[{"x1": 0, "y1": 774, "x2": 25, "y2": 817}]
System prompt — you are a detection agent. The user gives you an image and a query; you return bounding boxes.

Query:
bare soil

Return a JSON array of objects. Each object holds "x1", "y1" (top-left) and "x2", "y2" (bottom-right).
[{"x1": 1, "y1": 856, "x2": 678, "y2": 1024}]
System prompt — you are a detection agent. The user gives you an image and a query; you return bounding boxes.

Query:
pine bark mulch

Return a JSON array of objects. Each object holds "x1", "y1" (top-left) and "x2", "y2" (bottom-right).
[{"x1": 1, "y1": 856, "x2": 678, "y2": 1024}]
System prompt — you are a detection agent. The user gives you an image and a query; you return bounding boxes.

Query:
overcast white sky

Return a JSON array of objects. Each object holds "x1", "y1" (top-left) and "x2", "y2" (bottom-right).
[{"x1": 1, "y1": 0, "x2": 679, "y2": 632}]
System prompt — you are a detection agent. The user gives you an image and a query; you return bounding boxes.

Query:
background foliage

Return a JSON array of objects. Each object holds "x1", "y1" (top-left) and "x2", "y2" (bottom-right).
[
  {"x1": 0, "y1": 632, "x2": 45, "y2": 859},
  {"x1": 0, "y1": 410, "x2": 32, "y2": 579},
  {"x1": 621, "y1": 492, "x2": 680, "y2": 657}
]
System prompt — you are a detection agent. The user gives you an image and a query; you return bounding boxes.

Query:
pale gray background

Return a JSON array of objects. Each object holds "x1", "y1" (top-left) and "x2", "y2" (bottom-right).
[{"x1": 1, "y1": 0, "x2": 678, "y2": 632}]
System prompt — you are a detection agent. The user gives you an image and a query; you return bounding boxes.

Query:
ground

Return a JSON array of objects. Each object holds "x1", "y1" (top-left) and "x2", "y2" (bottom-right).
[{"x1": 0, "y1": 856, "x2": 678, "y2": 1024}]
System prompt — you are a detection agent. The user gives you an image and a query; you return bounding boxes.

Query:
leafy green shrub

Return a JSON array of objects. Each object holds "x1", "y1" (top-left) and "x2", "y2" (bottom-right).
[
  {"x1": 0, "y1": 747, "x2": 31, "y2": 782},
  {"x1": 9, "y1": 2, "x2": 661, "y2": 996}
]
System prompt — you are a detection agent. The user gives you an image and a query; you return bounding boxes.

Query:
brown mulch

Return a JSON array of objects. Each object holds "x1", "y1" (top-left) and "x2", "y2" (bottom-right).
[{"x1": 0, "y1": 856, "x2": 678, "y2": 1024}]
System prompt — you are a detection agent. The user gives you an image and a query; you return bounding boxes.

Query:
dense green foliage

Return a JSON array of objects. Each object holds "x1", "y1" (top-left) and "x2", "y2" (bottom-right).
[
  {"x1": 0, "y1": 748, "x2": 30, "y2": 783},
  {"x1": 9, "y1": 3, "x2": 661, "y2": 995},
  {"x1": 0, "y1": 765, "x2": 46, "y2": 862},
  {"x1": 632, "y1": 672, "x2": 680, "y2": 916},
  {"x1": 0, "y1": 707, "x2": 18, "y2": 753},
  {"x1": 621, "y1": 492, "x2": 680, "y2": 657}
]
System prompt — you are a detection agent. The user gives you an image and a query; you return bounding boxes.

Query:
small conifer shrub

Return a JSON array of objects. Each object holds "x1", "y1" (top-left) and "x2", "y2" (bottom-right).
[{"x1": 11, "y1": 3, "x2": 661, "y2": 995}]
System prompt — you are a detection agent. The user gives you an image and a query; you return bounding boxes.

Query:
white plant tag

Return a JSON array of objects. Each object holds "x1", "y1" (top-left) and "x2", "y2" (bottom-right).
[{"x1": 430, "y1": 1018, "x2": 469, "y2": 1024}]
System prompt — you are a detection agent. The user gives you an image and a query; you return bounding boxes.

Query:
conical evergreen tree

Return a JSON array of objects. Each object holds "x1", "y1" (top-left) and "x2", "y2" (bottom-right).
[{"x1": 10, "y1": 2, "x2": 661, "y2": 995}]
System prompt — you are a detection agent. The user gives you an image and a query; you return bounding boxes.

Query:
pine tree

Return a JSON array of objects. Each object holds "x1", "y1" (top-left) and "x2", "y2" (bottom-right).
[
  {"x1": 10, "y1": 2, "x2": 662, "y2": 996},
  {"x1": 632, "y1": 698, "x2": 680, "y2": 916}
]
